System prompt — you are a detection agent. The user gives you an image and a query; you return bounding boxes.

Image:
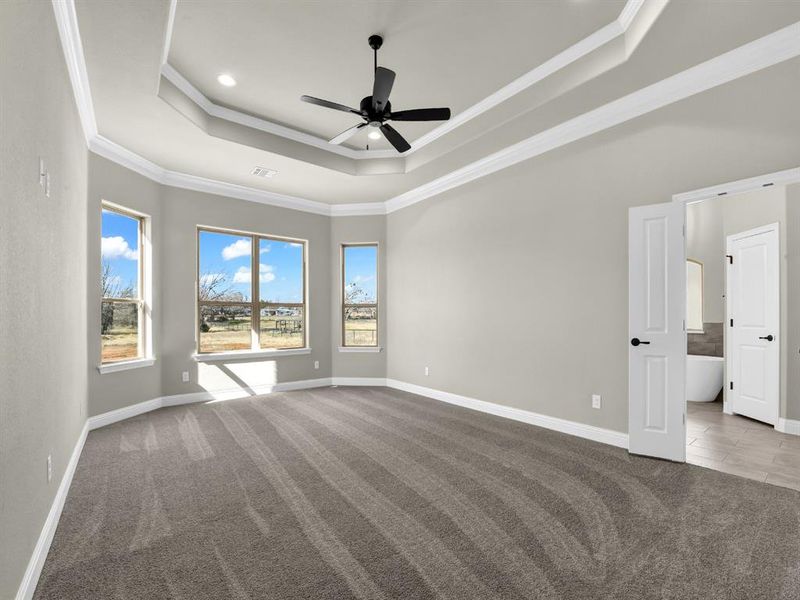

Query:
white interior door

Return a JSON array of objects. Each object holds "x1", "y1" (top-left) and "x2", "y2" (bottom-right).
[
  {"x1": 726, "y1": 224, "x2": 779, "y2": 426},
  {"x1": 629, "y1": 202, "x2": 686, "y2": 461}
]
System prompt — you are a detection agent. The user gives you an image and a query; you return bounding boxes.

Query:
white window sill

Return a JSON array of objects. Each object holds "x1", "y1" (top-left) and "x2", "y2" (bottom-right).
[
  {"x1": 97, "y1": 357, "x2": 156, "y2": 374},
  {"x1": 193, "y1": 347, "x2": 312, "y2": 362},
  {"x1": 338, "y1": 346, "x2": 383, "y2": 353}
]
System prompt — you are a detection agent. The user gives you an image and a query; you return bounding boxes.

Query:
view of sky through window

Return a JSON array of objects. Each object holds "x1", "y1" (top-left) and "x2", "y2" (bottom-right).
[
  {"x1": 344, "y1": 245, "x2": 377, "y2": 303},
  {"x1": 101, "y1": 209, "x2": 139, "y2": 297}
]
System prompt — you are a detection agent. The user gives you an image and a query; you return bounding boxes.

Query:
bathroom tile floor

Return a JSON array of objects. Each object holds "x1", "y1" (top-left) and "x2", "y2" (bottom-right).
[{"x1": 687, "y1": 400, "x2": 800, "y2": 491}]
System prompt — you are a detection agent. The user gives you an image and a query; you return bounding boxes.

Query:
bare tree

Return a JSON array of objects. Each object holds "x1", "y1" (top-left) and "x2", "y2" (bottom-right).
[
  {"x1": 101, "y1": 261, "x2": 134, "y2": 299},
  {"x1": 199, "y1": 271, "x2": 235, "y2": 301},
  {"x1": 344, "y1": 282, "x2": 368, "y2": 304}
]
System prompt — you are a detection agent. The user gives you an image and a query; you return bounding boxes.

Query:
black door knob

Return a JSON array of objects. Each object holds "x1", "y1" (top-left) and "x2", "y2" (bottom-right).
[
  {"x1": 631, "y1": 338, "x2": 651, "y2": 347},
  {"x1": 759, "y1": 334, "x2": 774, "y2": 341}
]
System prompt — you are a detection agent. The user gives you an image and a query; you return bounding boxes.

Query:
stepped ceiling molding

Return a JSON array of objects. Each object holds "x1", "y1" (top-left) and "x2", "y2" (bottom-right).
[{"x1": 59, "y1": 0, "x2": 800, "y2": 214}]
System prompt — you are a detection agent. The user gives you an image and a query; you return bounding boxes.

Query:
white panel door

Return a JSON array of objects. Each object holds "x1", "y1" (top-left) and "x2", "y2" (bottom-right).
[
  {"x1": 629, "y1": 202, "x2": 686, "y2": 461},
  {"x1": 727, "y1": 224, "x2": 779, "y2": 426}
]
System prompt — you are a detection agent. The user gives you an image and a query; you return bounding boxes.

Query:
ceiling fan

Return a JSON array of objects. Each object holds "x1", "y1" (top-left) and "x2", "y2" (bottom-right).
[{"x1": 301, "y1": 35, "x2": 451, "y2": 153}]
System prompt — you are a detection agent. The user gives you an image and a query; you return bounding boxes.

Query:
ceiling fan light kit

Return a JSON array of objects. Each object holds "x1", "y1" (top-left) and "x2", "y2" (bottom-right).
[{"x1": 301, "y1": 34, "x2": 451, "y2": 153}]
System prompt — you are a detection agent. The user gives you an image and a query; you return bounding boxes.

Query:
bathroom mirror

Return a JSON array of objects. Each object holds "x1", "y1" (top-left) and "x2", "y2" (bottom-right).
[{"x1": 686, "y1": 259, "x2": 704, "y2": 333}]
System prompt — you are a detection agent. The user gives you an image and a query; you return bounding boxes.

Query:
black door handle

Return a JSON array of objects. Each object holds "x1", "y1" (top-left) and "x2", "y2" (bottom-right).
[
  {"x1": 631, "y1": 338, "x2": 650, "y2": 347},
  {"x1": 759, "y1": 335, "x2": 774, "y2": 341}
]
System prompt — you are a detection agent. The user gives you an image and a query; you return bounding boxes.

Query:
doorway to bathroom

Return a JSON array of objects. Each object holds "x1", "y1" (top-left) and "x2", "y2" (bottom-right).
[{"x1": 629, "y1": 167, "x2": 800, "y2": 490}]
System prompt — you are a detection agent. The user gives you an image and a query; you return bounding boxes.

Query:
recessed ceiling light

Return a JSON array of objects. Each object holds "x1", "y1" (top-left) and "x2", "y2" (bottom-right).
[
  {"x1": 368, "y1": 130, "x2": 381, "y2": 140},
  {"x1": 217, "y1": 73, "x2": 237, "y2": 87}
]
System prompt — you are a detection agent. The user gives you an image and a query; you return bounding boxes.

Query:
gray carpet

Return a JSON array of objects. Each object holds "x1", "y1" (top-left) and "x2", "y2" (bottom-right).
[{"x1": 34, "y1": 386, "x2": 800, "y2": 599}]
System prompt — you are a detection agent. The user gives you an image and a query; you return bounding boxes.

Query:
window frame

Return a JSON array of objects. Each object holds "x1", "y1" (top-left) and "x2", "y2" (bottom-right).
[
  {"x1": 341, "y1": 242, "x2": 379, "y2": 348},
  {"x1": 100, "y1": 201, "x2": 151, "y2": 366},
  {"x1": 195, "y1": 226, "x2": 308, "y2": 355},
  {"x1": 686, "y1": 258, "x2": 705, "y2": 334}
]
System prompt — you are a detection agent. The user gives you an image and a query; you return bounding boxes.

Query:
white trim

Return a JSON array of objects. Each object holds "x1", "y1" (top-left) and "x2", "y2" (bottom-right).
[
  {"x1": 193, "y1": 347, "x2": 312, "y2": 362},
  {"x1": 385, "y1": 379, "x2": 629, "y2": 449},
  {"x1": 51, "y1": 0, "x2": 96, "y2": 143},
  {"x1": 88, "y1": 135, "x2": 334, "y2": 216},
  {"x1": 53, "y1": 0, "x2": 800, "y2": 219},
  {"x1": 777, "y1": 418, "x2": 800, "y2": 436},
  {"x1": 337, "y1": 346, "x2": 383, "y2": 353},
  {"x1": 160, "y1": 0, "x2": 177, "y2": 67},
  {"x1": 158, "y1": 0, "x2": 645, "y2": 159},
  {"x1": 97, "y1": 357, "x2": 156, "y2": 374},
  {"x1": 331, "y1": 377, "x2": 388, "y2": 386},
  {"x1": 15, "y1": 422, "x2": 89, "y2": 600},
  {"x1": 384, "y1": 21, "x2": 800, "y2": 214},
  {"x1": 673, "y1": 167, "x2": 800, "y2": 204}
]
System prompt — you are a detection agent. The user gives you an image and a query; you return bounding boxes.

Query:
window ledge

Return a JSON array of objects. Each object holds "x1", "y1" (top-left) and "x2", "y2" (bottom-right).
[
  {"x1": 193, "y1": 347, "x2": 312, "y2": 362},
  {"x1": 97, "y1": 357, "x2": 155, "y2": 374},
  {"x1": 338, "y1": 346, "x2": 383, "y2": 353}
]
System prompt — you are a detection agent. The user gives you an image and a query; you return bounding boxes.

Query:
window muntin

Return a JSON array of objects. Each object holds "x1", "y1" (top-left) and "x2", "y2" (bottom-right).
[
  {"x1": 197, "y1": 228, "x2": 306, "y2": 353},
  {"x1": 687, "y1": 258, "x2": 704, "y2": 333},
  {"x1": 342, "y1": 244, "x2": 378, "y2": 347},
  {"x1": 101, "y1": 206, "x2": 144, "y2": 363}
]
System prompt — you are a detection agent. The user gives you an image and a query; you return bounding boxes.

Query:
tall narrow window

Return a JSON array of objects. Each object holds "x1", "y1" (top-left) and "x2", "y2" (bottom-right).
[
  {"x1": 342, "y1": 244, "x2": 378, "y2": 347},
  {"x1": 197, "y1": 227, "x2": 306, "y2": 354},
  {"x1": 101, "y1": 205, "x2": 145, "y2": 363}
]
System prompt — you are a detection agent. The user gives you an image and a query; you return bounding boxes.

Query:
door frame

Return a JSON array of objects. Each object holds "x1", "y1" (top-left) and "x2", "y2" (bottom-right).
[
  {"x1": 627, "y1": 166, "x2": 799, "y2": 458},
  {"x1": 725, "y1": 222, "x2": 780, "y2": 425}
]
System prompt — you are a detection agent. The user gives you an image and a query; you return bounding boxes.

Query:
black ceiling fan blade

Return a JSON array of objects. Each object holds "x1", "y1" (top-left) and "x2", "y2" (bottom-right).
[
  {"x1": 389, "y1": 107, "x2": 451, "y2": 122},
  {"x1": 329, "y1": 122, "x2": 367, "y2": 145},
  {"x1": 301, "y1": 95, "x2": 362, "y2": 116},
  {"x1": 372, "y1": 67, "x2": 396, "y2": 112},
  {"x1": 380, "y1": 123, "x2": 411, "y2": 153}
]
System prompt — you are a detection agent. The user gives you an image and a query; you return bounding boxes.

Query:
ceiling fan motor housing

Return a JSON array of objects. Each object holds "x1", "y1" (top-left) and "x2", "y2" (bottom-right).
[{"x1": 360, "y1": 96, "x2": 391, "y2": 121}]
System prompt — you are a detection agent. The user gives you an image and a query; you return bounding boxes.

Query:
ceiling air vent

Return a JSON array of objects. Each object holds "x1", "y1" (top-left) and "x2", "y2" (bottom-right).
[{"x1": 251, "y1": 166, "x2": 277, "y2": 178}]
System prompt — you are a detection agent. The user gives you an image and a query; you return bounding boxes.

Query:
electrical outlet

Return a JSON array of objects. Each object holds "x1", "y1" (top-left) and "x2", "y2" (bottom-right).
[
  {"x1": 181, "y1": 371, "x2": 189, "y2": 383},
  {"x1": 314, "y1": 360, "x2": 319, "y2": 370},
  {"x1": 47, "y1": 454, "x2": 52, "y2": 483},
  {"x1": 592, "y1": 394, "x2": 602, "y2": 409},
  {"x1": 424, "y1": 366, "x2": 429, "y2": 377}
]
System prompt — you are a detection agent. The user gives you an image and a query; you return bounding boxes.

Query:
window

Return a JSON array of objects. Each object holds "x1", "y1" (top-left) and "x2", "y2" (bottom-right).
[
  {"x1": 101, "y1": 204, "x2": 147, "y2": 363},
  {"x1": 342, "y1": 244, "x2": 378, "y2": 347},
  {"x1": 197, "y1": 228, "x2": 306, "y2": 353},
  {"x1": 687, "y1": 258, "x2": 704, "y2": 333}
]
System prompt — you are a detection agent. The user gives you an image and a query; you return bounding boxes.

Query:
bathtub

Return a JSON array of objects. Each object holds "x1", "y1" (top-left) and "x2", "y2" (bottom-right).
[{"x1": 687, "y1": 355, "x2": 724, "y2": 402}]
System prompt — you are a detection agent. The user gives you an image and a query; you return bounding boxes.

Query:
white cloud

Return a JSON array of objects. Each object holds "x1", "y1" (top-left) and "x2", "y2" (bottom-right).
[
  {"x1": 260, "y1": 245, "x2": 270, "y2": 254},
  {"x1": 101, "y1": 236, "x2": 138, "y2": 260},
  {"x1": 353, "y1": 275, "x2": 374, "y2": 283},
  {"x1": 222, "y1": 239, "x2": 251, "y2": 260},
  {"x1": 233, "y1": 264, "x2": 275, "y2": 284}
]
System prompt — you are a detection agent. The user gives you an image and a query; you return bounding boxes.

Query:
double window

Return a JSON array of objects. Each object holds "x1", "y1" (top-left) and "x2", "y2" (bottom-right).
[
  {"x1": 101, "y1": 204, "x2": 149, "y2": 364},
  {"x1": 197, "y1": 227, "x2": 306, "y2": 354},
  {"x1": 341, "y1": 244, "x2": 378, "y2": 347}
]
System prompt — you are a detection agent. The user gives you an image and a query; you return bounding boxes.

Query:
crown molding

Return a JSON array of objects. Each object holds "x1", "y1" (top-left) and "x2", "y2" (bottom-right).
[
  {"x1": 159, "y1": 0, "x2": 646, "y2": 160},
  {"x1": 52, "y1": 0, "x2": 96, "y2": 143},
  {"x1": 54, "y1": 0, "x2": 800, "y2": 219},
  {"x1": 89, "y1": 135, "x2": 334, "y2": 216},
  {"x1": 383, "y1": 20, "x2": 800, "y2": 214}
]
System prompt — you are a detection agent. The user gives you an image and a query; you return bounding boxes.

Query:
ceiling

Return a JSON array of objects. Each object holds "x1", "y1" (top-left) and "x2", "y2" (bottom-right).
[
  {"x1": 167, "y1": 0, "x2": 625, "y2": 151},
  {"x1": 74, "y1": 0, "x2": 800, "y2": 206}
]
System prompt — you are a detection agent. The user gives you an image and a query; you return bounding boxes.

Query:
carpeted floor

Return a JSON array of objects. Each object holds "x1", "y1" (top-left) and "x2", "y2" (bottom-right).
[{"x1": 34, "y1": 386, "x2": 800, "y2": 599}]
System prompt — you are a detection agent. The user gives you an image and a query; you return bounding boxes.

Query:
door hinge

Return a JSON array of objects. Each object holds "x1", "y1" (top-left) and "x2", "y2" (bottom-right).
[
  {"x1": 730, "y1": 318, "x2": 734, "y2": 327},
  {"x1": 730, "y1": 381, "x2": 734, "y2": 390},
  {"x1": 726, "y1": 254, "x2": 733, "y2": 264}
]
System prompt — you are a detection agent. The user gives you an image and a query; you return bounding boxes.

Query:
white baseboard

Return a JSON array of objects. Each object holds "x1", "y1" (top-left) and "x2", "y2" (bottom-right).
[
  {"x1": 87, "y1": 377, "x2": 335, "y2": 430},
  {"x1": 777, "y1": 418, "x2": 800, "y2": 436},
  {"x1": 385, "y1": 379, "x2": 630, "y2": 449},
  {"x1": 15, "y1": 422, "x2": 89, "y2": 600},
  {"x1": 331, "y1": 377, "x2": 388, "y2": 387}
]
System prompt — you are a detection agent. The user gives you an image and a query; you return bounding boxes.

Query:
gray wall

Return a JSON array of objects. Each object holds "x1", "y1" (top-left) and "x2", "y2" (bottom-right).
[
  {"x1": 786, "y1": 184, "x2": 800, "y2": 420},
  {"x1": 0, "y1": 3, "x2": 89, "y2": 598},
  {"x1": 331, "y1": 216, "x2": 387, "y2": 378},
  {"x1": 87, "y1": 154, "x2": 162, "y2": 415},
  {"x1": 386, "y1": 60, "x2": 800, "y2": 434}
]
